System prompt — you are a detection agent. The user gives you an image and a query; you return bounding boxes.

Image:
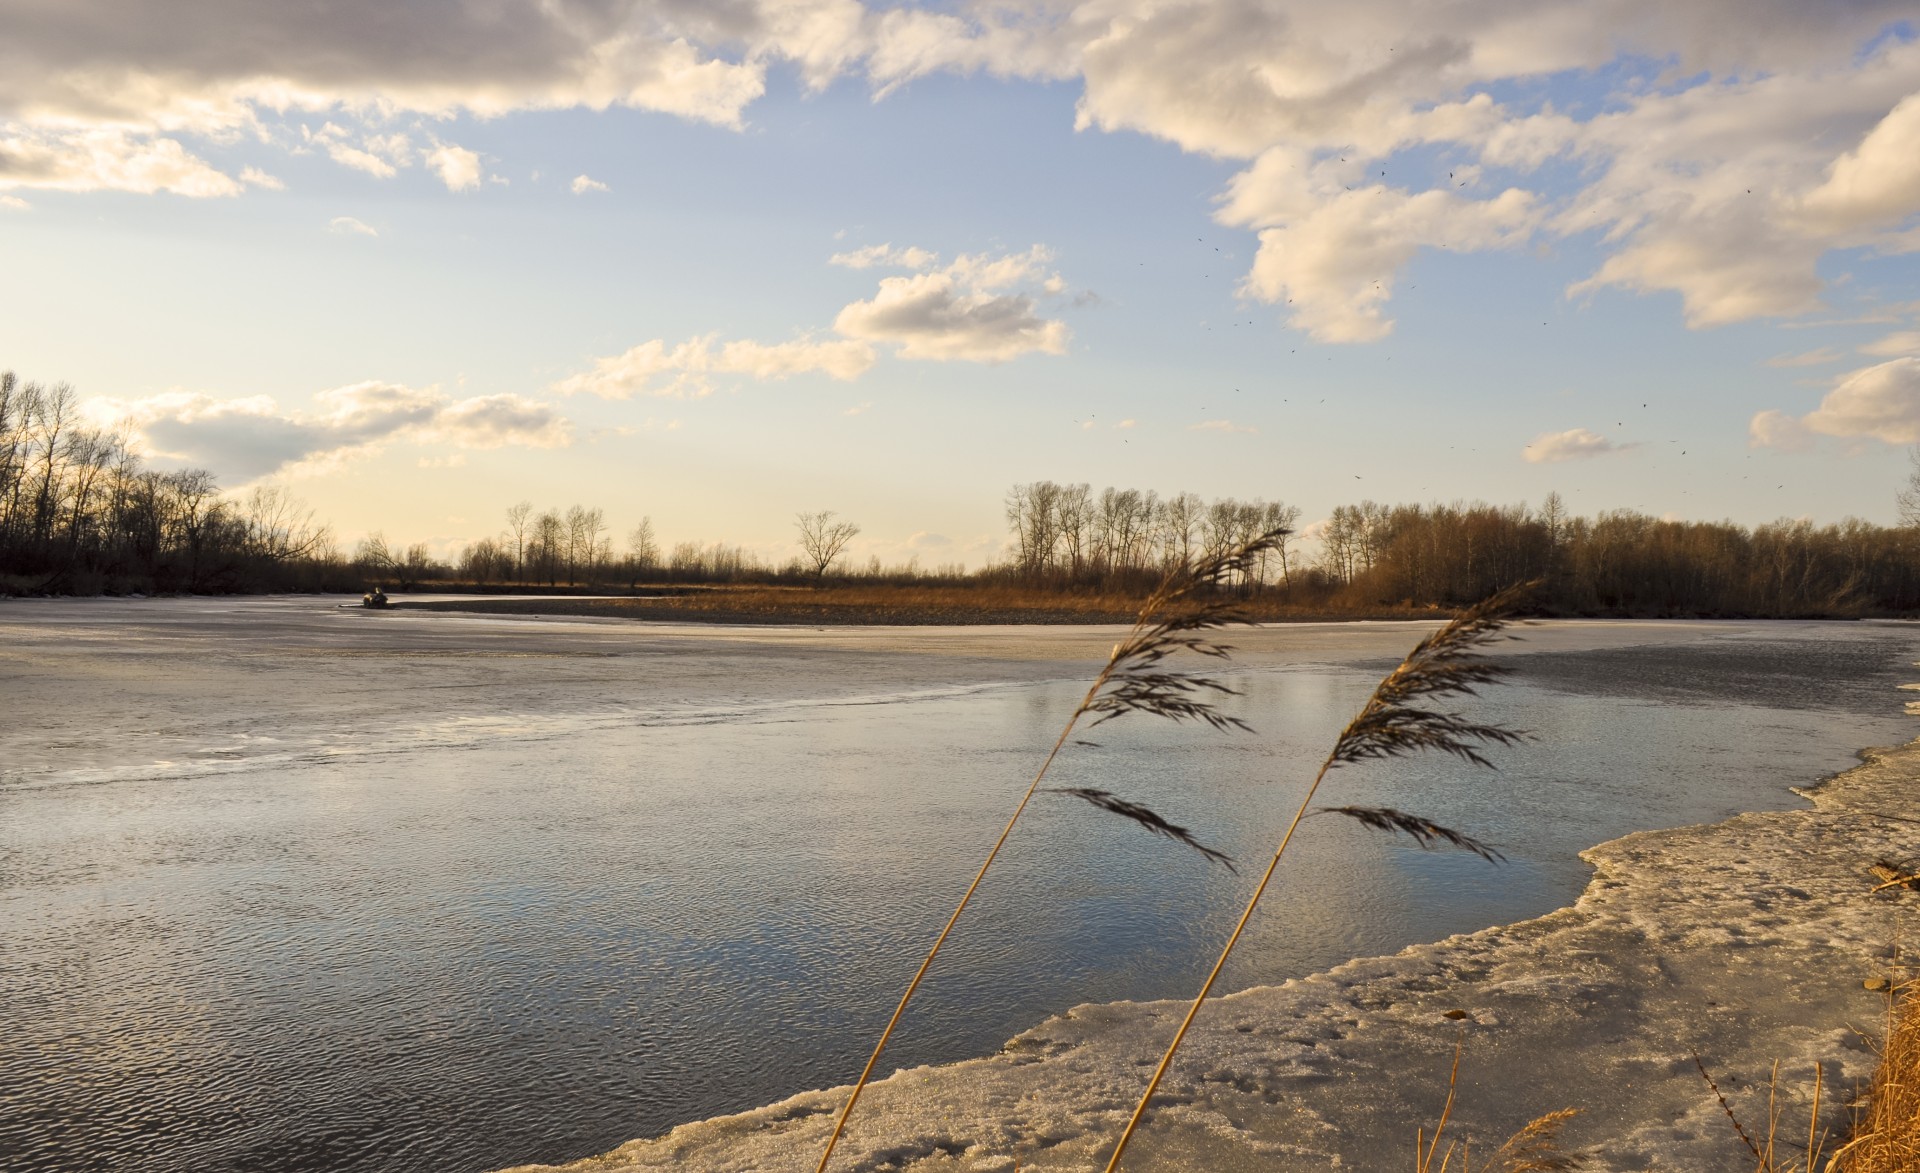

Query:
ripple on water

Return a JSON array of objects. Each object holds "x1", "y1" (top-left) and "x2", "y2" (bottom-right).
[{"x1": 1, "y1": 616, "x2": 1915, "y2": 1172}]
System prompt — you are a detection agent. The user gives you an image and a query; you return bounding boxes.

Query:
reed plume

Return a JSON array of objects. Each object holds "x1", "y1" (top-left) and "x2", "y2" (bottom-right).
[
  {"x1": 1480, "y1": 1109, "x2": 1585, "y2": 1172},
  {"x1": 811, "y1": 528, "x2": 1290, "y2": 1173},
  {"x1": 1418, "y1": 1040, "x2": 1583, "y2": 1172},
  {"x1": 1045, "y1": 788, "x2": 1237, "y2": 869},
  {"x1": 1103, "y1": 580, "x2": 1538, "y2": 1171},
  {"x1": 1316, "y1": 805, "x2": 1505, "y2": 863}
]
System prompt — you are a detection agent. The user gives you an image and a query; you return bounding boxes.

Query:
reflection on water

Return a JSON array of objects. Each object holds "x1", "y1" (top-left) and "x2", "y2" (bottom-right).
[{"x1": 1, "y1": 603, "x2": 1914, "y2": 1173}]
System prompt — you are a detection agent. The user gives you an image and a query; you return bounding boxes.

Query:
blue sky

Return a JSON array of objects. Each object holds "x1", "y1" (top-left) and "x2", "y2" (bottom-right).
[{"x1": 3, "y1": 3, "x2": 1918, "y2": 566}]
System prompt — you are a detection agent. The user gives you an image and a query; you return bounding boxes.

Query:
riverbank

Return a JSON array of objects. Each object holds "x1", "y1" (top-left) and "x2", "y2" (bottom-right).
[
  {"x1": 390, "y1": 587, "x2": 1453, "y2": 626},
  {"x1": 502, "y1": 737, "x2": 1920, "y2": 1172}
]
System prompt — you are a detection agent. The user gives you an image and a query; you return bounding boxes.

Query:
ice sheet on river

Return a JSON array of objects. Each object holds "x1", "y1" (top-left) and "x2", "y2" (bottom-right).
[{"x1": 506, "y1": 738, "x2": 1920, "y2": 1173}]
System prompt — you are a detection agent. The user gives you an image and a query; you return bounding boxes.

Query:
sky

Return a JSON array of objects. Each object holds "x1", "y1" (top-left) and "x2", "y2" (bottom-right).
[{"x1": 3, "y1": 2, "x2": 1920, "y2": 568}]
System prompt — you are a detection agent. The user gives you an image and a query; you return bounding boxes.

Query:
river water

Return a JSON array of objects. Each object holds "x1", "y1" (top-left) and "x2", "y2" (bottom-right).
[{"x1": 1, "y1": 598, "x2": 1915, "y2": 1172}]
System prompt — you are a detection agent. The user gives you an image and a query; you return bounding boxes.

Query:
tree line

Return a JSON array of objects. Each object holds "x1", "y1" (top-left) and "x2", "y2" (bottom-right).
[
  {"x1": 1004, "y1": 481, "x2": 1303, "y2": 588},
  {"x1": 6, "y1": 365, "x2": 1918, "y2": 616},
  {"x1": 448, "y1": 506, "x2": 906, "y2": 586},
  {"x1": 1312, "y1": 493, "x2": 1920, "y2": 616},
  {"x1": 1003, "y1": 483, "x2": 1918, "y2": 617},
  {"x1": 0, "y1": 374, "x2": 339, "y2": 593}
]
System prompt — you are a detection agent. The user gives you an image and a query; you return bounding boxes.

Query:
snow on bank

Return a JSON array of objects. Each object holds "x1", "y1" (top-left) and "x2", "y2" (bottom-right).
[{"x1": 505, "y1": 738, "x2": 1920, "y2": 1173}]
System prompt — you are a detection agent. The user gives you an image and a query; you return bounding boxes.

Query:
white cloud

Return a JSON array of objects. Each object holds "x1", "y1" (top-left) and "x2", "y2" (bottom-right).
[
  {"x1": 430, "y1": 393, "x2": 573, "y2": 448},
  {"x1": 88, "y1": 381, "x2": 571, "y2": 482},
  {"x1": 1232, "y1": 184, "x2": 1540, "y2": 342},
  {"x1": 571, "y1": 174, "x2": 609, "y2": 194},
  {"x1": 833, "y1": 246, "x2": 1069, "y2": 362},
  {"x1": 552, "y1": 334, "x2": 876, "y2": 399},
  {"x1": 326, "y1": 144, "x2": 395, "y2": 178},
  {"x1": 1190, "y1": 419, "x2": 1257, "y2": 434},
  {"x1": 0, "y1": 128, "x2": 238, "y2": 196},
  {"x1": 1799, "y1": 92, "x2": 1920, "y2": 232},
  {"x1": 1861, "y1": 330, "x2": 1920, "y2": 358},
  {"x1": 0, "y1": 7, "x2": 775, "y2": 139},
  {"x1": 558, "y1": 245, "x2": 1071, "y2": 395},
  {"x1": 426, "y1": 142, "x2": 482, "y2": 192},
  {"x1": 7, "y1": 1, "x2": 1920, "y2": 345},
  {"x1": 327, "y1": 215, "x2": 377, "y2": 237},
  {"x1": 239, "y1": 166, "x2": 283, "y2": 190},
  {"x1": 907, "y1": 531, "x2": 951, "y2": 549},
  {"x1": 1766, "y1": 347, "x2": 1844, "y2": 367},
  {"x1": 312, "y1": 127, "x2": 412, "y2": 180},
  {"x1": 1522, "y1": 427, "x2": 1632, "y2": 463},
  {"x1": 829, "y1": 242, "x2": 937, "y2": 270},
  {"x1": 1752, "y1": 357, "x2": 1920, "y2": 448},
  {"x1": 0, "y1": 194, "x2": 26, "y2": 210},
  {"x1": 1749, "y1": 409, "x2": 1815, "y2": 452}
]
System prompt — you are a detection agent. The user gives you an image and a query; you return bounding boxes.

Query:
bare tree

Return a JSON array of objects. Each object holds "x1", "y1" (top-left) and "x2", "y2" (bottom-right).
[
  {"x1": 1055, "y1": 483, "x2": 1092, "y2": 577},
  {"x1": 459, "y1": 537, "x2": 509, "y2": 582},
  {"x1": 562, "y1": 504, "x2": 605, "y2": 584},
  {"x1": 531, "y1": 509, "x2": 565, "y2": 585},
  {"x1": 583, "y1": 507, "x2": 607, "y2": 579},
  {"x1": 1259, "y1": 500, "x2": 1303, "y2": 586},
  {"x1": 401, "y1": 542, "x2": 435, "y2": 585},
  {"x1": 1898, "y1": 447, "x2": 1920, "y2": 528},
  {"x1": 356, "y1": 532, "x2": 397, "y2": 579},
  {"x1": 504, "y1": 500, "x2": 532, "y2": 581},
  {"x1": 1158, "y1": 491, "x2": 1203, "y2": 570},
  {"x1": 796, "y1": 510, "x2": 860, "y2": 576},
  {"x1": 1005, "y1": 481, "x2": 1064, "y2": 579},
  {"x1": 627, "y1": 517, "x2": 658, "y2": 574},
  {"x1": 242, "y1": 484, "x2": 328, "y2": 564}
]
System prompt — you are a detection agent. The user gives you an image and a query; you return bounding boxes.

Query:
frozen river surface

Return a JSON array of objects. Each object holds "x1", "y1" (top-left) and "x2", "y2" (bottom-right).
[{"x1": 1, "y1": 597, "x2": 1915, "y2": 1172}]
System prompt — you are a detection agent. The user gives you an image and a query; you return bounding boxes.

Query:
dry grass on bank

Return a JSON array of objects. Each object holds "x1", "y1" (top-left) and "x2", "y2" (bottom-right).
[
  {"x1": 1832, "y1": 982, "x2": 1919, "y2": 1173},
  {"x1": 398, "y1": 582, "x2": 1449, "y2": 626}
]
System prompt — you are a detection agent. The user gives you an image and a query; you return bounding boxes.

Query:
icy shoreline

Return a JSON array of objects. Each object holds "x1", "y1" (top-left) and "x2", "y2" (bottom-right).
[{"x1": 504, "y1": 738, "x2": 1920, "y2": 1173}]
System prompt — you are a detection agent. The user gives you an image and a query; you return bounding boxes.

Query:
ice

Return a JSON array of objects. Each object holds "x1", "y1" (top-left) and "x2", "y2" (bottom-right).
[{"x1": 504, "y1": 736, "x2": 1920, "y2": 1172}]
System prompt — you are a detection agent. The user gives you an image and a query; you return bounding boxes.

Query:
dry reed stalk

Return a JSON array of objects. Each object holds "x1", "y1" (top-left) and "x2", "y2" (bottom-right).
[
  {"x1": 1866, "y1": 860, "x2": 1919, "y2": 894},
  {"x1": 1829, "y1": 981, "x2": 1919, "y2": 1173},
  {"x1": 1692, "y1": 1050, "x2": 1839, "y2": 1173},
  {"x1": 1418, "y1": 1038, "x2": 1582, "y2": 1172},
  {"x1": 811, "y1": 529, "x2": 1291, "y2": 1173},
  {"x1": 1694, "y1": 1049, "x2": 1768, "y2": 1167},
  {"x1": 1417, "y1": 1040, "x2": 1466, "y2": 1173},
  {"x1": 1102, "y1": 581, "x2": 1537, "y2": 1172}
]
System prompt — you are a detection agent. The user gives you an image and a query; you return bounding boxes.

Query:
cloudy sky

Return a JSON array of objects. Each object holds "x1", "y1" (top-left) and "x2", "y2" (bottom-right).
[{"x1": 4, "y1": 1, "x2": 1919, "y2": 566}]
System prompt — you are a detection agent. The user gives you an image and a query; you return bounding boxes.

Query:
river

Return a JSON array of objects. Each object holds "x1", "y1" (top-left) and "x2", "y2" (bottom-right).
[{"x1": 1, "y1": 597, "x2": 1913, "y2": 1172}]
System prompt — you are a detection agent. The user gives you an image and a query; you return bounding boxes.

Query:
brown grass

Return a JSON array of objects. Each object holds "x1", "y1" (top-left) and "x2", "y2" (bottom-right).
[
  {"x1": 1688, "y1": 962, "x2": 1918, "y2": 1173},
  {"x1": 1418, "y1": 1041, "x2": 1583, "y2": 1173},
  {"x1": 396, "y1": 583, "x2": 1453, "y2": 626},
  {"x1": 1831, "y1": 981, "x2": 1919, "y2": 1173}
]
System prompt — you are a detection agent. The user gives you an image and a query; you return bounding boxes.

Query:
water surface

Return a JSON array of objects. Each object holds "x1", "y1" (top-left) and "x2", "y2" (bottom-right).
[{"x1": 1, "y1": 599, "x2": 1913, "y2": 1172}]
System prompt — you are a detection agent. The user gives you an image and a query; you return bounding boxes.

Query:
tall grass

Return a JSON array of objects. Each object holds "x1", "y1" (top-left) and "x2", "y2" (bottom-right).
[
  {"x1": 1687, "y1": 952, "x2": 1917, "y2": 1171},
  {"x1": 812, "y1": 528, "x2": 1291, "y2": 1173},
  {"x1": 1101, "y1": 581, "x2": 1536, "y2": 1169},
  {"x1": 1828, "y1": 978, "x2": 1919, "y2": 1172},
  {"x1": 811, "y1": 540, "x2": 1535, "y2": 1171}
]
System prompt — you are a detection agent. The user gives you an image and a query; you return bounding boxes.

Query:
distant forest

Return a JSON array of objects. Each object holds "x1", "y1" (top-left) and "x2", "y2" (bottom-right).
[{"x1": 4, "y1": 370, "x2": 1917, "y2": 617}]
